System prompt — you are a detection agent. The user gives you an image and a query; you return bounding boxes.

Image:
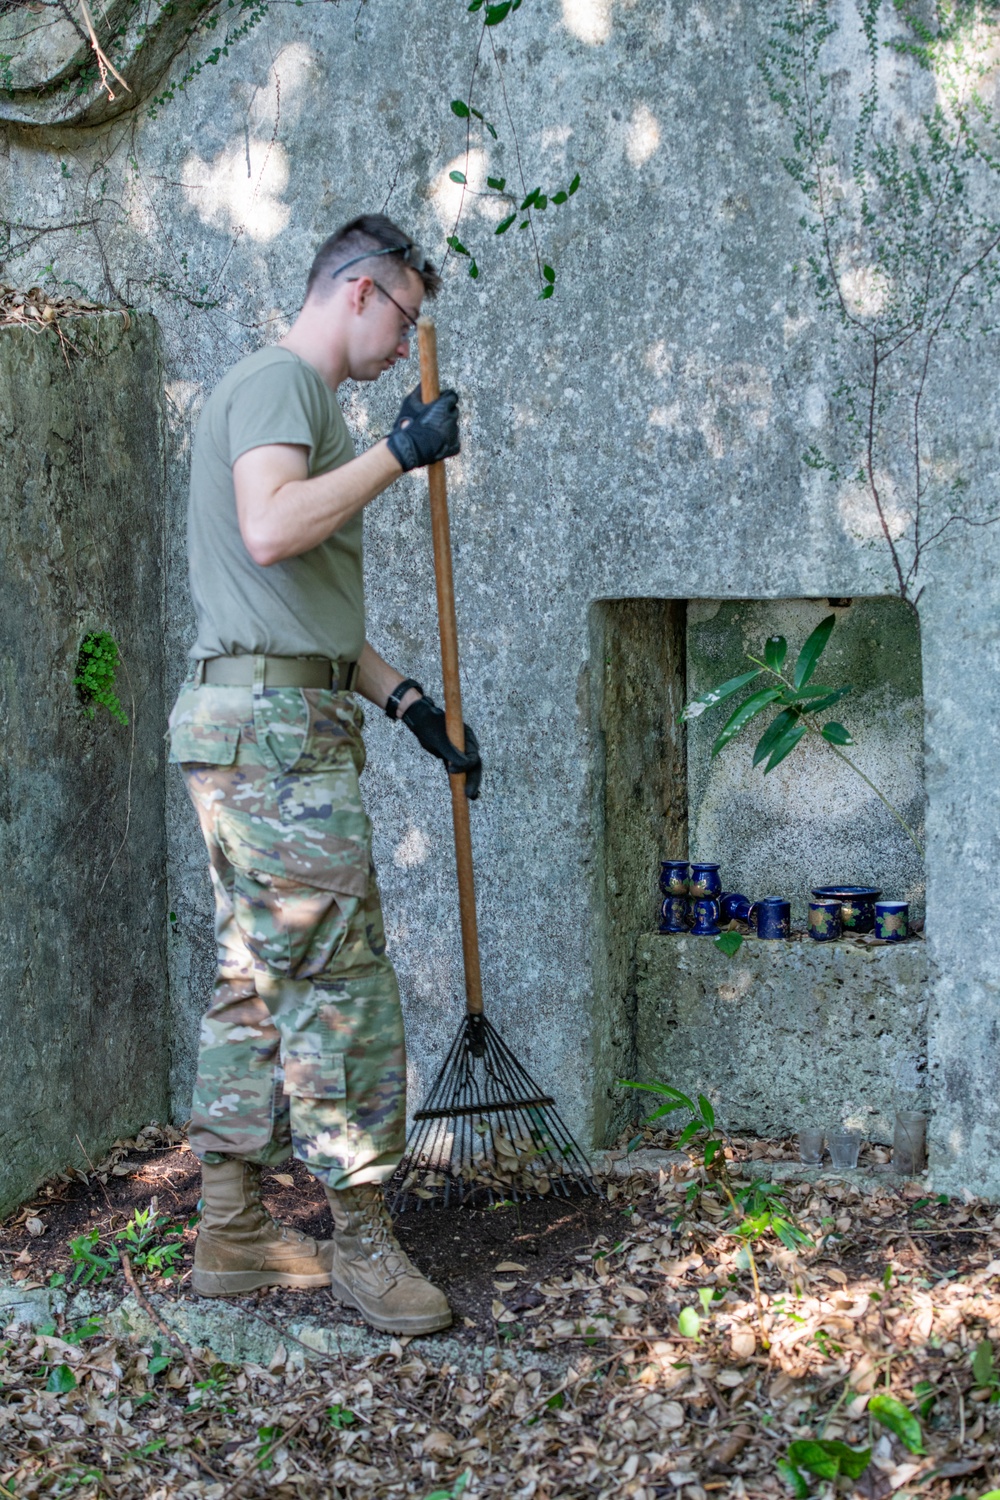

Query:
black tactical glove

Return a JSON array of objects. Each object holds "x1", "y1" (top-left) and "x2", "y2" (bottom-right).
[
  {"x1": 386, "y1": 387, "x2": 460, "y2": 472},
  {"x1": 402, "y1": 694, "x2": 481, "y2": 799}
]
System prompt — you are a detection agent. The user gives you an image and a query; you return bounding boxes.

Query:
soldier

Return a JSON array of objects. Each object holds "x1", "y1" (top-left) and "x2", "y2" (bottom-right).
[{"x1": 168, "y1": 215, "x2": 480, "y2": 1336}]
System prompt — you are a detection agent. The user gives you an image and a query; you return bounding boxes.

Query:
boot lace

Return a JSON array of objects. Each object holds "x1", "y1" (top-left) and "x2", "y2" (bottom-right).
[
  {"x1": 247, "y1": 1170, "x2": 308, "y2": 1244},
  {"x1": 355, "y1": 1189, "x2": 415, "y2": 1279}
]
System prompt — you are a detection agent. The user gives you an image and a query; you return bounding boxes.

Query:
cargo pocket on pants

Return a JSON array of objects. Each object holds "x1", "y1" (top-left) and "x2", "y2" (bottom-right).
[{"x1": 282, "y1": 1051, "x2": 346, "y2": 1100}]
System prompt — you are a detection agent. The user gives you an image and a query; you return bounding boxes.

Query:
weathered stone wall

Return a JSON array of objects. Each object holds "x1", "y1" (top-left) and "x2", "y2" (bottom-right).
[
  {"x1": 0, "y1": 316, "x2": 168, "y2": 1215},
  {"x1": 636, "y1": 935, "x2": 928, "y2": 1144},
  {"x1": 1, "y1": 0, "x2": 999, "y2": 1193}
]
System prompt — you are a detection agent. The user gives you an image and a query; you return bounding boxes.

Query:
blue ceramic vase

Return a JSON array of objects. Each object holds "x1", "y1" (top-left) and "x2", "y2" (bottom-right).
[
  {"x1": 690, "y1": 898, "x2": 722, "y2": 936},
  {"x1": 659, "y1": 896, "x2": 690, "y2": 934},
  {"x1": 875, "y1": 901, "x2": 908, "y2": 941},
  {"x1": 720, "y1": 892, "x2": 753, "y2": 924},
  {"x1": 659, "y1": 861, "x2": 689, "y2": 898},
  {"x1": 689, "y1": 863, "x2": 722, "y2": 900}
]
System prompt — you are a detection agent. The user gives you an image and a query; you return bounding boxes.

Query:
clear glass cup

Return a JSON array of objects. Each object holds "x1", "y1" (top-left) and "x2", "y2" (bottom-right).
[
  {"x1": 893, "y1": 1111, "x2": 926, "y2": 1175},
  {"x1": 797, "y1": 1128, "x2": 825, "y2": 1165},
  {"x1": 828, "y1": 1130, "x2": 862, "y2": 1169}
]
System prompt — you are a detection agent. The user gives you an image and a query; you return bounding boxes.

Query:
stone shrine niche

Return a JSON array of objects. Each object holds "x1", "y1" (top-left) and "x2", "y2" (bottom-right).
[
  {"x1": 0, "y1": 0, "x2": 214, "y2": 129},
  {"x1": 592, "y1": 596, "x2": 927, "y2": 1147}
]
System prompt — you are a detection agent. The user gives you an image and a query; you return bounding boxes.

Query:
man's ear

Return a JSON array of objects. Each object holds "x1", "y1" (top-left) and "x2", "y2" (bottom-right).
[{"x1": 348, "y1": 275, "x2": 376, "y2": 315}]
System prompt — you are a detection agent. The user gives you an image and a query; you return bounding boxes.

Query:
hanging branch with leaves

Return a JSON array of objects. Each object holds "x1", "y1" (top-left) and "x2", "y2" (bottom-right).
[{"x1": 443, "y1": 0, "x2": 581, "y2": 298}]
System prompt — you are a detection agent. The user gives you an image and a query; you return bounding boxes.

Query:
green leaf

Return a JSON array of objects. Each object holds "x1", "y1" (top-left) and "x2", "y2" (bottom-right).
[
  {"x1": 711, "y1": 687, "x2": 785, "y2": 756},
  {"x1": 821, "y1": 1442, "x2": 872, "y2": 1480},
  {"x1": 715, "y1": 931, "x2": 744, "y2": 957},
  {"x1": 764, "y1": 635, "x2": 787, "y2": 671},
  {"x1": 752, "y1": 708, "x2": 800, "y2": 768},
  {"x1": 793, "y1": 614, "x2": 836, "y2": 690},
  {"x1": 495, "y1": 212, "x2": 517, "y2": 235},
  {"x1": 704, "y1": 1137, "x2": 724, "y2": 1165},
  {"x1": 46, "y1": 1363, "x2": 77, "y2": 1394},
  {"x1": 470, "y1": 106, "x2": 484, "y2": 120},
  {"x1": 538, "y1": 285, "x2": 554, "y2": 300},
  {"x1": 698, "y1": 1094, "x2": 716, "y2": 1130},
  {"x1": 617, "y1": 1080, "x2": 696, "y2": 1109},
  {"x1": 763, "y1": 717, "x2": 808, "y2": 773},
  {"x1": 678, "y1": 1307, "x2": 701, "y2": 1338},
  {"x1": 797, "y1": 685, "x2": 853, "y2": 715},
  {"x1": 869, "y1": 1392, "x2": 924, "y2": 1454},
  {"x1": 520, "y1": 188, "x2": 540, "y2": 210},
  {"x1": 973, "y1": 1339, "x2": 995, "y2": 1387},
  {"x1": 821, "y1": 721, "x2": 853, "y2": 746},
  {"x1": 449, "y1": 170, "x2": 467, "y2": 185},
  {"x1": 543, "y1": 264, "x2": 556, "y2": 284},
  {"x1": 551, "y1": 190, "x2": 568, "y2": 204},
  {"x1": 469, "y1": 260, "x2": 479, "y2": 279},
  {"x1": 676, "y1": 1120, "x2": 701, "y2": 1148},
  {"x1": 487, "y1": 175, "x2": 506, "y2": 191},
  {"x1": 680, "y1": 669, "x2": 761, "y2": 723},
  {"x1": 535, "y1": 194, "x2": 548, "y2": 210},
  {"x1": 485, "y1": 121, "x2": 498, "y2": 139},
  {"x1": 644, "y1": 1099, "x2": 690, "y2": 1121},
  {"x1": 485, "y1": 1, "x2": 512, "y2": 22},
  {"x1": 467, "y1": 0, "x2": 484, "y2": 9},
  {"x1": 447, "y1": 236, "x2": 470, "y2": 255},
  {"x1": 776, "y1": 1459, "x2": 810, "y2": 1498},
  {"x1": 451, "y1": 100, "x2": 471, "y2": 117},
  {"x1": 788, "y1": 1440, "x2": 839, "y2": 1481},
  {"x1": 569, "y1": 172, "x2": 581, "y2": 194}
]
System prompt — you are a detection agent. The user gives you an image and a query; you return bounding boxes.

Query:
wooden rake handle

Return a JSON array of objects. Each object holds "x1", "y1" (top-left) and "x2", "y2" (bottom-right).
[{"x1": 418, "y1": 317, "x2": 484, "y2": 1019}]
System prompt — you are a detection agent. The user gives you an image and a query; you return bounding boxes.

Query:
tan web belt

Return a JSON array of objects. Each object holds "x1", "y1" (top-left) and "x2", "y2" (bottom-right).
[{"x1": 198, "y1": 655, "x2": 359, "y2": 691}]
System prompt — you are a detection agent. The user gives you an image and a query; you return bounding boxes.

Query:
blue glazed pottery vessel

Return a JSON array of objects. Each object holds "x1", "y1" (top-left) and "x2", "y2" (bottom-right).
[
  {"x1": 720, "y1": 891, "x2": 754, "y2": 924},
  {"x1": 812, "y1": 886, "x2": 881, "y2": 935},
  {"x1": 752, "y1": 897, "x2": 791, "y2": 940},
  {"x1": 808, "y1": 899, "x2": 842, "y2": 942},
  {"x1": 659, "y1": 896, "x2": 690, "y2": 934},
  {"x1": 875, "y1": 901, "x2": 908, "y2": 941},
  {"x1": 659, "y1": 861, "x2": 690, "y2": 898},
  {"x1": 690, "y1": 898, "x2": 722, "y2": 936},
  {"x1": 689, "y1": 863, "x2": 722, "y2": 900}
]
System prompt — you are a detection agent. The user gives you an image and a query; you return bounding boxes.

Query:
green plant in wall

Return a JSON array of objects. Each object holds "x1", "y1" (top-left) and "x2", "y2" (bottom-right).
[
  {"x1": 763, "y1": 0, "x2": 1000, "y2": 602},
  {"x1": 74, "y1": 630, "x2": 128, "y2": 726},
  {"x1": 681, "y1": 613, "x2": 925, "y2": 858}
]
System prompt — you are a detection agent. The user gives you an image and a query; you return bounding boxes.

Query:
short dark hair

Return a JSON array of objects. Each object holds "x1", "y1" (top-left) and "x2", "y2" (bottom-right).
[{"x1": 306, "y1": 215, "x2": 442, "y2": 301}]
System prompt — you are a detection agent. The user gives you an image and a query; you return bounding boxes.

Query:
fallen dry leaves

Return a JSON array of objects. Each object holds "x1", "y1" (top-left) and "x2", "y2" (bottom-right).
[{"x1": 3, "y1": 1132, "x2": 1000, "y2": 1499}]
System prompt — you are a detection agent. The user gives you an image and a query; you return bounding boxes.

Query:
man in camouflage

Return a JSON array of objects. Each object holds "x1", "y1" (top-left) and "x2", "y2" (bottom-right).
[{"x1": 169, "y1": 216, "x2": 480, "y2": 1336}]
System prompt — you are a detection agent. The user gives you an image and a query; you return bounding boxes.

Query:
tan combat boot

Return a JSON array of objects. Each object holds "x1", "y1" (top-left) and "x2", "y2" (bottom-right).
[
  {"x1": 191, "y1": 1158, "x2": 334, "y2": 1297},
  {"x1": 325, "y1": 1184, "x2": 452, "y2": 1335}
]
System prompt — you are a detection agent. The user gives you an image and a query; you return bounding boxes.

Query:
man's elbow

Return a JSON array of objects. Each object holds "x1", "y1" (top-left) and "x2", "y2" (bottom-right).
[{"x1": 239, "y1": 516, "x2": 286, "y2": 567}]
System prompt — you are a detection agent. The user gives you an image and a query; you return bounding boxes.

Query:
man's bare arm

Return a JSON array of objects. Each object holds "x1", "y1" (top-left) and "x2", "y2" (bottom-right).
[
  {"x1": 355, "y1": 642, "x2": 422, "y2": 718},
  {"x1": 233, "y1": 441, "x2": 402, "y2": 566}
]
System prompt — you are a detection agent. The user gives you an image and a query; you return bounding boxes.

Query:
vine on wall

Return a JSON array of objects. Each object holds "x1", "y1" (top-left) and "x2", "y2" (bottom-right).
[{"x1": 763, "y1": 0, "x2": 1000, "y2": 600}]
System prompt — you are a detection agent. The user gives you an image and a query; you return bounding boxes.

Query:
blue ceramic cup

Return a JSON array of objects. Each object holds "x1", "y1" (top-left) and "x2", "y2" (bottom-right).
[
  {"x1": 808, "y1": 899, "x2": 842, "y2": 942},
  {"x1": 875, "y1": 901, "x2": 908, "y2": 941},
  {"x1": 689, "y1": 863, "x2": 722, "y2": 900},
  {"x1": 720, "y1": 891, "x2": 754, "y2": 924},
  {"x1": 659, "y1": 896, "x2": 690, "y2": 934},
  {"x1": 659, "y1": 861, "x2": 689, "y2": 898},
  {"x1": 690, "y1": 898, "x2": 722, "y2": 936},
  {"x1": 752, "y1": 897, "x2": 791, "y2": 940}
]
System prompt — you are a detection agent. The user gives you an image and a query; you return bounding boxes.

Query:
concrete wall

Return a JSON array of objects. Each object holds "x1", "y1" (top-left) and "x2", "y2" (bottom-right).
[
  {"x1": 0, "y1": 316, "x2": 168, "y2": 1214},
  {"x1": 1, "y1": 0, "x2": 999, "y2": 1193}
]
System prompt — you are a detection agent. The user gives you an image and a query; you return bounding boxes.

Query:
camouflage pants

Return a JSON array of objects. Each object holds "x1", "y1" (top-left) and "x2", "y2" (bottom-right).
[{"x1": 168, "y1": 673, "x2": 406, "y2": 1191}]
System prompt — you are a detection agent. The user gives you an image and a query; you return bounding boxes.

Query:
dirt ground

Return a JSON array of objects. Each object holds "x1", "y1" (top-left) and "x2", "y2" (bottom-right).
[{"x1": 3, "y1": 1125, "x2": 1000, "y2": 1500}]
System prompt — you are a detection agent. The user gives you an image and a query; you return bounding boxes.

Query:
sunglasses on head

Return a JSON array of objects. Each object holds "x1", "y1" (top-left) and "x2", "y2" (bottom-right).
[{"x1": 329, "y1": 241, "x2": 431, "y2": 281}]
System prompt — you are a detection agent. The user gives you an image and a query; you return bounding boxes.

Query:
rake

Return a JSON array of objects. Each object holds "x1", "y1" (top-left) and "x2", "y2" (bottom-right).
[{"x1": 390, "y1": 319, "x2": 596, "y2": 1212}]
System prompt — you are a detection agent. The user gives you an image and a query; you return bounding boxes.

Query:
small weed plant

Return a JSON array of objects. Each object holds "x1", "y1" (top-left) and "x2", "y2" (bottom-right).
[
  {"x1": 74, "y1": 631, "x2": 127, "y2": 726},
  {"x1": 68, "y1": 1206, "x2": 184, "y2": 1285}
]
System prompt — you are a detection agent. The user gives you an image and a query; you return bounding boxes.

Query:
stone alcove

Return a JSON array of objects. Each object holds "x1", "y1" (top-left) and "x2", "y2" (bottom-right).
[{"x1": 590, "y1": 595, "x2": 927, "y2": 1147}]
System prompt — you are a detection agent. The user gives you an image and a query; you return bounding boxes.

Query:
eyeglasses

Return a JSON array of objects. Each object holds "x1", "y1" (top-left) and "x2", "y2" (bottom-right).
[{"x1": 344, "y1": 275, "x2": 418, "y2": 344}]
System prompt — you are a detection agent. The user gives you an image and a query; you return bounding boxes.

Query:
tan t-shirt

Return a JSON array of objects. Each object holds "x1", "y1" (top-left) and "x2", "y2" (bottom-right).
[{"x1": 187, "y1": 347, "x2": 363, "y2": 661}]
